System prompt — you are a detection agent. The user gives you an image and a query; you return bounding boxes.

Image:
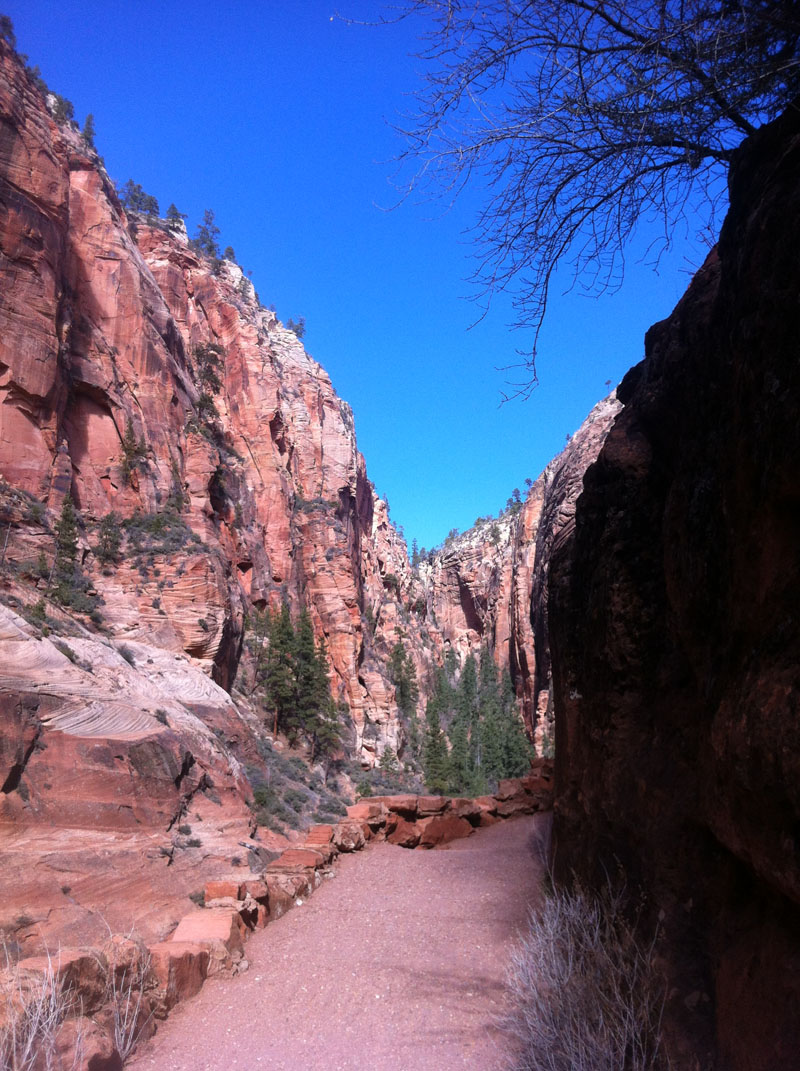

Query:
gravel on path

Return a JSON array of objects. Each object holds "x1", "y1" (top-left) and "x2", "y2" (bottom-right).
[{"x1": 129, "y1": 814, "x2": 549, "y2": 1071}]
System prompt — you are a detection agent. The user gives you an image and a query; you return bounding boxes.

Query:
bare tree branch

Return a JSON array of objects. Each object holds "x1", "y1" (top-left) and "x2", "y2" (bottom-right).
[{"x1": 375, "y1": 0, "x2": 800, "y2": 382}]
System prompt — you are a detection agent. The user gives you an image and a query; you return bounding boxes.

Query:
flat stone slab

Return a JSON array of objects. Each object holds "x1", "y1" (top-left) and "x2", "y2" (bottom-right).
[
  {"x1": 266, "y1": 848, "x2": 325, "y2": 872},
  {"x1": 371, "y1": 794, "x2": 418, "y2": 817},
  {"x1": 204, "y1": 880, "x2": 245, "y2": 904},
  {"x1": 416, "y1": 795, "x2": 449, "y2": 816},
  {"x1": 171, "y1": 909, "x2": 245, "y2": 956}
]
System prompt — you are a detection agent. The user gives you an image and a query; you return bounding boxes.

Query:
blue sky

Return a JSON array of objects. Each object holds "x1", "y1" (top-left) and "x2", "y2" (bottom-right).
[{"x1": 7, "y1": 1, "x2": 719, "y2": 550}]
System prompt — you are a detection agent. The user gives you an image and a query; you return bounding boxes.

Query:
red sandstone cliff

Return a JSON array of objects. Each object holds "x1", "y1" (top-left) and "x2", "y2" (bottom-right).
[
  {"x1": 0, "y1": 38, "x2": 429, "y2": 954},
  {"x1": 0, "y1": 38, "x2": 419, "y2": 763},
  {"x1": 549, "y1": 102, "x2": 800, "y2": 1069},
  {"x1": 420, "y1": 394, "x2": 620, "y2": 745}
]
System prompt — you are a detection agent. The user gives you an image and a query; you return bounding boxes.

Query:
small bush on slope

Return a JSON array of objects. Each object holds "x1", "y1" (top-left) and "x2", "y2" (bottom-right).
[{"x1": 503, "y1": 883, "x2": 669, "y2": 1071}]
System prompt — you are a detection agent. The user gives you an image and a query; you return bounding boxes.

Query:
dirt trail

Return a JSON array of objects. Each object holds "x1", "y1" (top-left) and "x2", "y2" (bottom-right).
[{"x1": 129, "y1": 814, "x2": 548, "y2": 1071}]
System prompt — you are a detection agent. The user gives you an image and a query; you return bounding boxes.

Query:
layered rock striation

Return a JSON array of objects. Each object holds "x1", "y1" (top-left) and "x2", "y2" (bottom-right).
[{"x1": 549, "y1": 102, "x2": 800, "y2": 1069}]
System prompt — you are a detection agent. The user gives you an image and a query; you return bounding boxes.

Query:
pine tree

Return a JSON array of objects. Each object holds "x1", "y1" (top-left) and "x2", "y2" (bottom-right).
[
  {"x1": 480, "y1": 703, "x2": 505, "y2": 787},
  {"x1": 264, "y1": 601, "x2": 295, "y2": 737},
  {"x1": 498, "y1": 669, "x2": 532, "y2": 777},
  {"x1": 310, "y1": 704, "x2": 342, "y2": 767},
  {"x1": 410, "y1": 538, "x2": 419, "y2": 566},
  {"x1": 54, "y1": 496, "x2": 79, "y2": 578},
  {"x1": 120, "y1": 418, "x2": 147, "y2": 485},
  {"x1": 118, "y1": 180, "x2": 158, "y2": 216},
  {"x1": 191, "y1": 209, "x2": 221, "y2": 258},
  {"x1": 165, "y1": 203, "x2": 187, "y2": 229},
  {"x1": 193, "y1": 342, "x2": 225, "y2": 396},
  {"x1": 0, "y1": 14, "x2": 17, "y2": 48},
  {"x1": 81, "y1": 113, "x2": 96, "y2": 148},
  {"x1": 94, "y1": 513, "x2": 121, "y2": 564},
  {"x1": 456, "y1": 653, "x2": 478, "y2": 720},
  {"x1": 292, "y1": 609, "x2": 326, "y2": 740},
  {"x1": 447, "y1": 714, "x2": 472, "y2": 795},
  {"x1": 422, "y1": 699, "x2": 449, "y2": 793}
]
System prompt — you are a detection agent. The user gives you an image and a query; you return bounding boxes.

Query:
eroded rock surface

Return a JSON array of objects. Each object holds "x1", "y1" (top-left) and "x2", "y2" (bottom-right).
[{"x1": 550, "y1": 102, "x2": 800, "y2": 1069}]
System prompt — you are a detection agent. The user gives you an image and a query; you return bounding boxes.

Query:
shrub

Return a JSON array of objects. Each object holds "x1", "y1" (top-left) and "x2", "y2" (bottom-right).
[
  {"x1": 51, "y1": 94, "x2": 74, "y2": 123},
  {"x1": 317, "y1": 794, "x2": 347, "y2": 817},
  {"x1": 503, "y1": 883, "x2": 668, "y2": 1071},
  {"x1": 284, "y1": 787, "x2": 309, "y2": 811},
  {"x1": 119, "y1": 419, "x2": 147, "y2": 485},
  {"x1": 0, "y1": 943, "x2": 84, "y2": 1071},
  {"x1": 26, "y1": 500, "x2": 44, "y2": 524},
  {"x1": 119, "y1": 645, "x2": 135, "y2": 666},
  {"x1": 53, "y1": 640, "x2": 77, "y2": 664},
  {"x1": 94, "y1": 513, "x2": 122, "y2": 564},
  {"x1": 103, "y1": 936, "x2": 152, "y2": 1061}
]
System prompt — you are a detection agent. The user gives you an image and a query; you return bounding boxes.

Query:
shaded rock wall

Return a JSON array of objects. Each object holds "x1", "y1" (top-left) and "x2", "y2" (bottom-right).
[{"x1": 549, "y1": 103, "x2": 800, "y2": 1069}]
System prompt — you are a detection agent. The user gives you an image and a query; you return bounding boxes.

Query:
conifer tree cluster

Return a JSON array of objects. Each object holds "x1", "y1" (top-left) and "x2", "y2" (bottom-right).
[
  {"x1": 389, "y1": 640, "x2": 420, "y2": 757},
  {"x1": 250, "y1": 602, "x2": 342, "y2": 763},
  {"x1": 422, "y1": 647, "x2": 531, "y2": 795},
  {"x1": 118, "y1": 179, "x2": 159, "y2": 217}
]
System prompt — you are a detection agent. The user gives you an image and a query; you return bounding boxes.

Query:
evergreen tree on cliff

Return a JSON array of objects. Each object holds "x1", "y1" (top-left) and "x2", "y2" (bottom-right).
[
  {"x1": 263, "y1": 601, "x2": 295, "y2": 737},
  {"x1": 498, "y1": 669, "x2": 532, "y2": 778},
  {"x1": 54, "y1": 495, "x2": 78, "y2": 579},
  {"x1": 292, "y1": 609, "x2": 330, "y2": 737},
  {"x1": 422, "y1": 698, "x2": 449, "y2": 793}
]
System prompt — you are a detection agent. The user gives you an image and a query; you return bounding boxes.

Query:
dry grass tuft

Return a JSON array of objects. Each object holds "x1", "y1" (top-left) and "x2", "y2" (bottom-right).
[
  {"x1": 503, "y1": 882, "x2": 669, "y2": 1071},
  {"x1": 0, "y1": 946, "x2": 83, "y2": 1071}
]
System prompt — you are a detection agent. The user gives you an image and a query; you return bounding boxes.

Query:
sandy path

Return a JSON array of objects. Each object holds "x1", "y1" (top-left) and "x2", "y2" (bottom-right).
[{"x1": 129, "y1": 814, "x2": 548, "y2": 1071}]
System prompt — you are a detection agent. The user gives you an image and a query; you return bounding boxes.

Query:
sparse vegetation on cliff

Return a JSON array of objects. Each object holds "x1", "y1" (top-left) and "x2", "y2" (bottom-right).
[
  {"x1": 190, "y1": 209, "x2": 221, "y2": 258},
  {"x1": 389, "y1": 640, "x2": 420, "y2": 756},
  {"x1": 117, "y1": 179, "x2": 159, "y2": 218},
  {"x1": 119, "y1": 418, "x2": 148, "y2": 485}
]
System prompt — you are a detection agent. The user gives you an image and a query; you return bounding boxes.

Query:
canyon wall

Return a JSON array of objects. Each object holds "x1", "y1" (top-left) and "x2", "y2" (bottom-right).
[
  {"x1": 0, "y1": 37, "x2": 440, "y2": 954},
  {"x1": 549, "y1": 103, "x2": 800, "y2": 1069},
  {"x1": 0, "y1": 37, "x2": 425, "y2": 766},
  {"x1": 420, "y1": 394, "x2": 620, "y2": 744}
]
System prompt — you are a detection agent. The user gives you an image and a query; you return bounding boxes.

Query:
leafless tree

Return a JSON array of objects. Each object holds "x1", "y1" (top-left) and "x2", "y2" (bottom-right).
[{"x1": 367, "y1": 1, "x2": 800, "y2": 390}]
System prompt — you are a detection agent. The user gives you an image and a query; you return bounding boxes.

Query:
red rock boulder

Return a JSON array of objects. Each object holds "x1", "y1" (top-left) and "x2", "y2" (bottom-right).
[
  {"x1": 333, "y1": 820, "x2": 367, "y2": 852},
  {"x1": 148, "y1": 941, "x2": 210, "y2": 1016},
  {"x1": 386, "y1": 818, "x2": 421, "y2": 848},
  {"x1": 417, "y1": 815, "x2": 473, "y2": 848}
]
